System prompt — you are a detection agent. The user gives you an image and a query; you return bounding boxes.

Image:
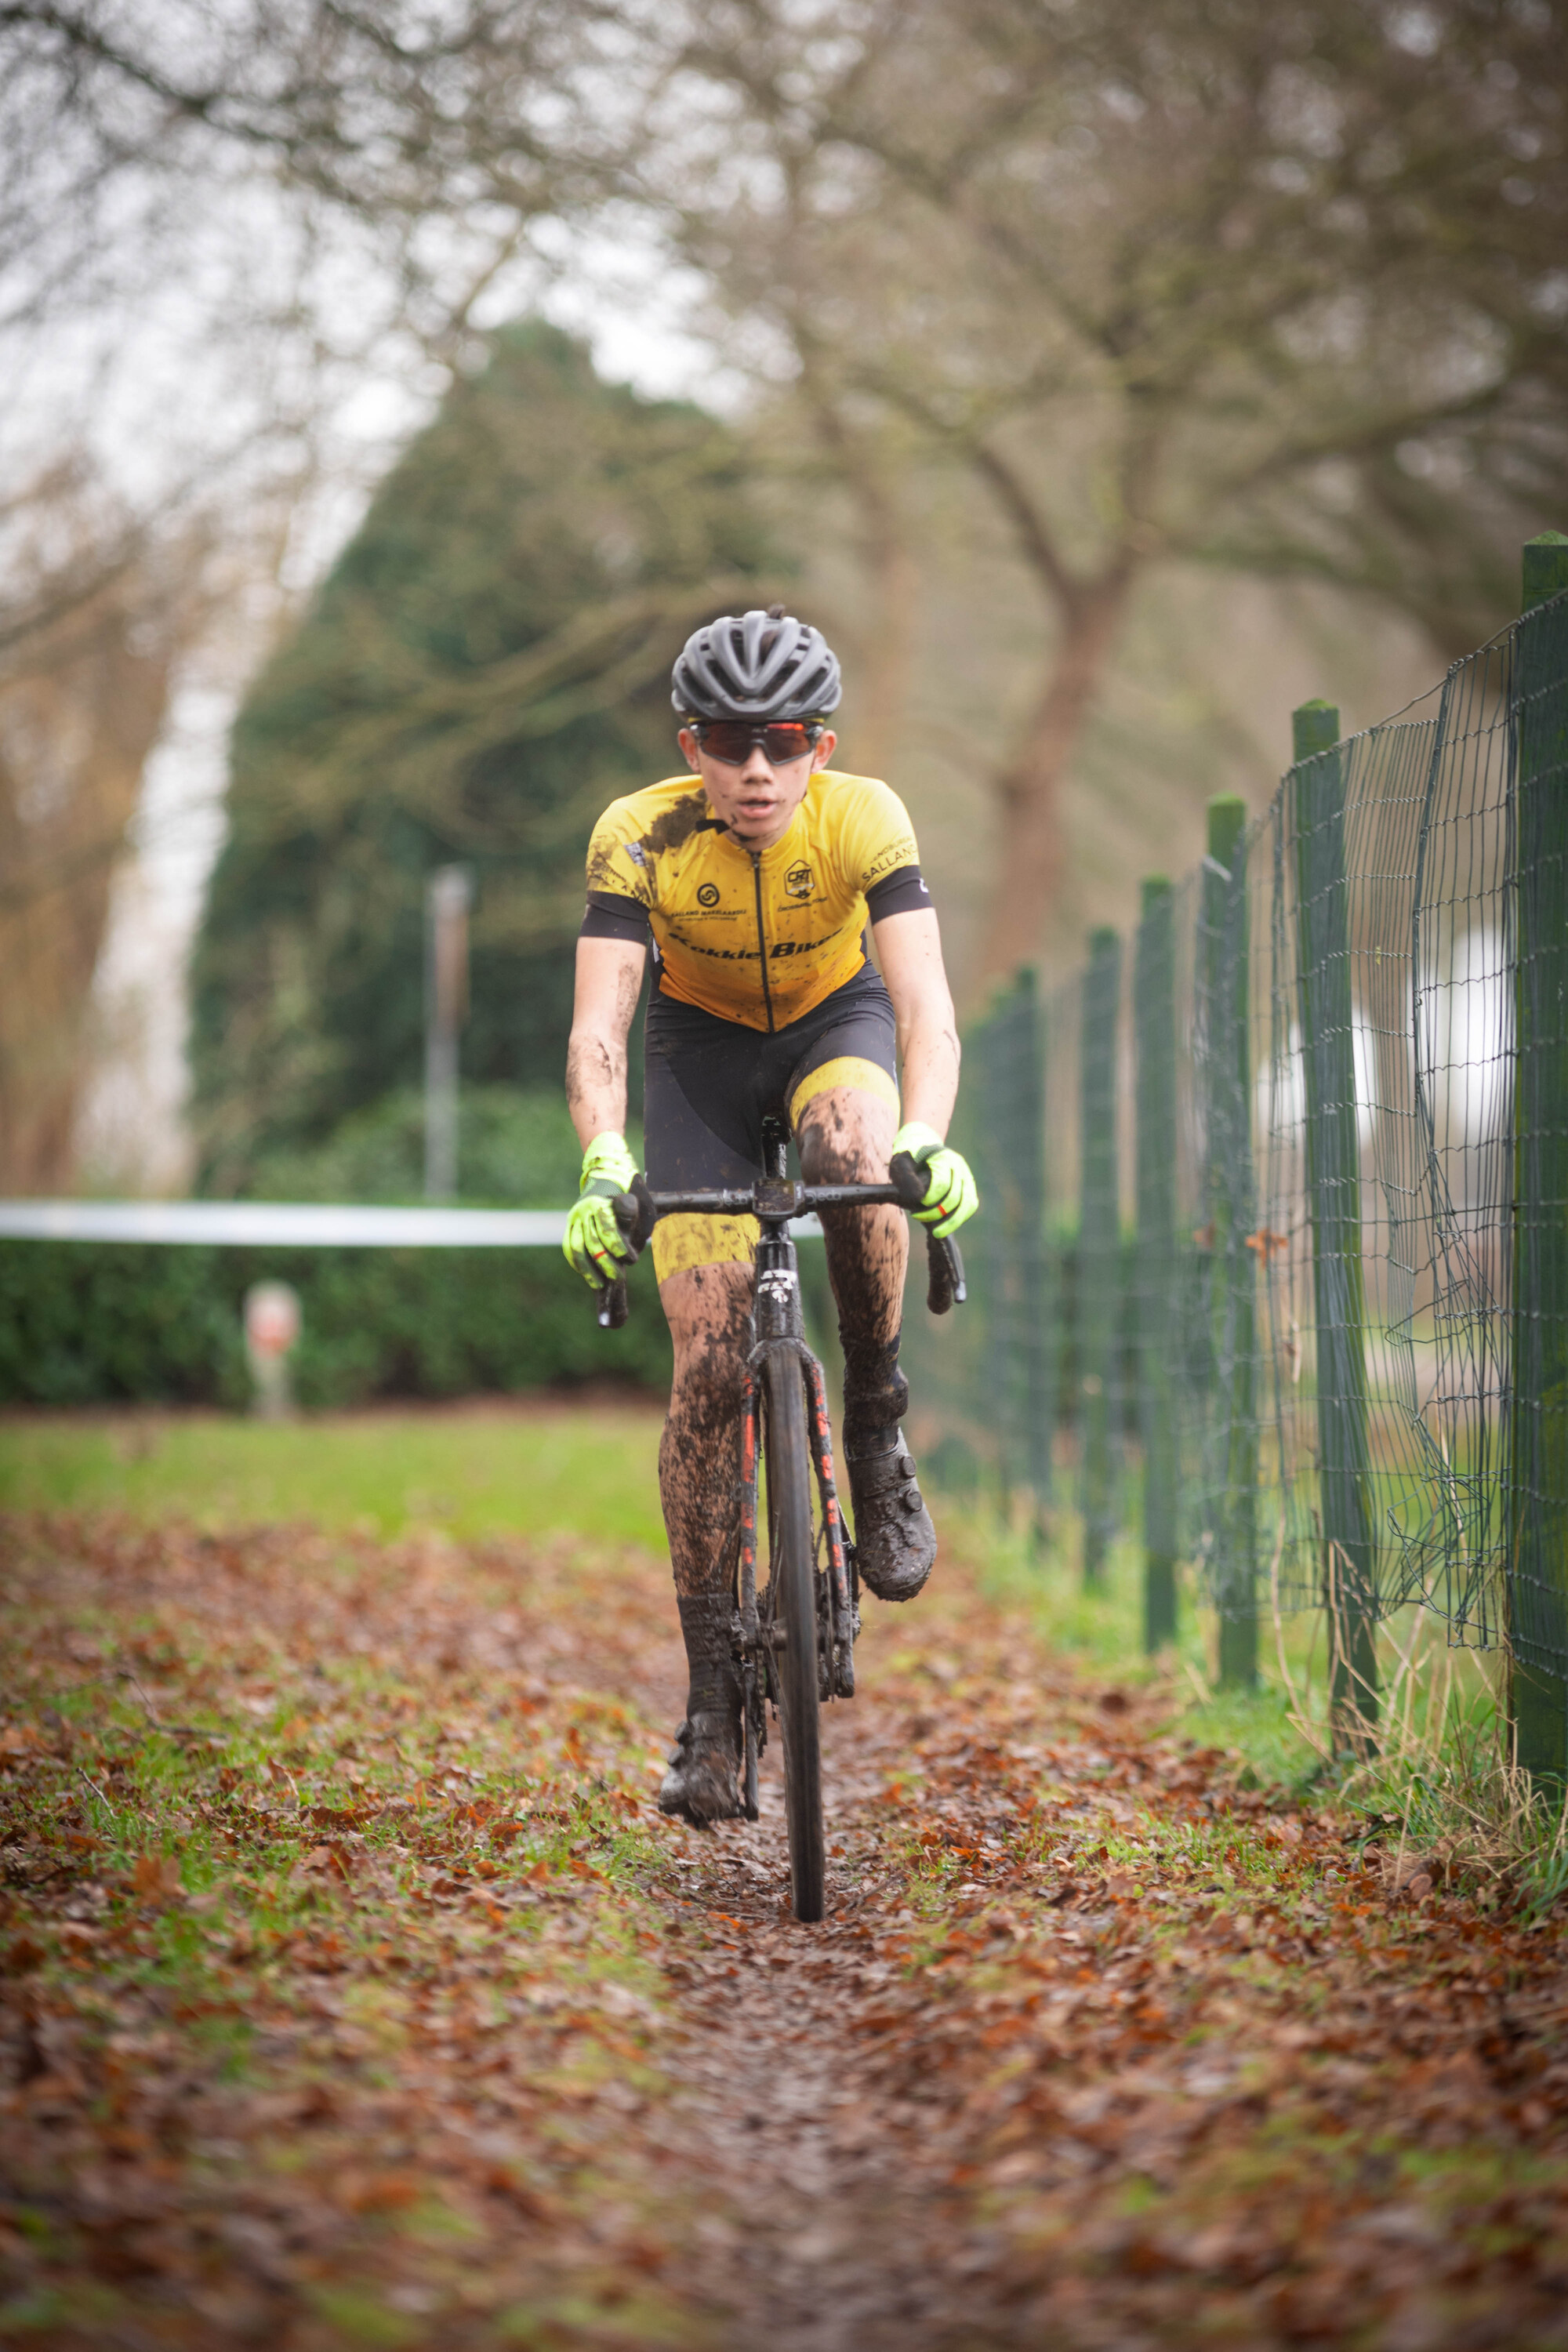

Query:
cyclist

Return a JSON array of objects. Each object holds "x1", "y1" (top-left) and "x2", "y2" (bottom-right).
[{"x1": 563, "y1": 606, "x2": 977, "y2": 1826}]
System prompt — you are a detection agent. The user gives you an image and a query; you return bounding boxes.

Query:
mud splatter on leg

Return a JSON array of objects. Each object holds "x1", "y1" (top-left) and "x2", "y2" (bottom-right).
[
  {"x1": 800, "y1": 1083, "x2": 935, "y2": 1601},
  {"x1": 658, "y1": 1262, "x2": 754, "y2": 1597},
  {"x1": 797, "y1": 1087, "x2": 909, "y2": 1444}
]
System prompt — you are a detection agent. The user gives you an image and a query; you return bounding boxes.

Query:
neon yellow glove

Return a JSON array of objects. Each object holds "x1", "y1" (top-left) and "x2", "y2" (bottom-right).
[
  {"x1": 564, "y1": 1132, "x2": 641, "y2": 1287},
  {"x1": 891, "y1": 1121, "x2": 978, "y2": 1239}
]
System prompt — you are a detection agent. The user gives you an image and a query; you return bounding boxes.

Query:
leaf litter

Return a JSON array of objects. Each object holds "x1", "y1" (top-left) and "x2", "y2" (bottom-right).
[{"x1": 1, "y1": 1507, "x2": 1566, "y2": 2349}]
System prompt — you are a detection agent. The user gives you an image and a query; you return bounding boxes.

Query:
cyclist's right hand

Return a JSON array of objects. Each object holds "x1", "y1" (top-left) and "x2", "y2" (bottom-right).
[{"x1": 564, "y1": 1132, "x2": 641, "y2": 1287}]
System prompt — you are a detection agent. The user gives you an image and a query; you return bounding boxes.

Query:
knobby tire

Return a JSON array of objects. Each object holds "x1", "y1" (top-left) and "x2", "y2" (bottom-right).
[{"x1": 761, "y1": 1348, "x2": 825, "y2": 1922}]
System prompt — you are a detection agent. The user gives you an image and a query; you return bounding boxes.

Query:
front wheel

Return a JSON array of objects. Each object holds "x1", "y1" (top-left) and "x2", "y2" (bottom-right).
[{"x1": 760, "y1": 1348, "x2": 825, "y2": 1922}]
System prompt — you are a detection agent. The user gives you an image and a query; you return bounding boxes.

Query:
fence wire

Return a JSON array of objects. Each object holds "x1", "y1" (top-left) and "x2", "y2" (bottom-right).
[{"x1": 904, "y1": 582, "x2": 1568, "y2": 1672}]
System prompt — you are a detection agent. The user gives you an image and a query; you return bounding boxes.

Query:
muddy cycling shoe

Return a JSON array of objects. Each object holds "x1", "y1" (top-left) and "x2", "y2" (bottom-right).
[
  {"x1": 845, "y1": 1428, "x2": 935, "y2": 1602},
  {"x1": 659, "y1": 1711, "x2": 745, "y2": 1828},
  {"x1": 659, "y1": 1592, "x2": 744, "y2": 1828}
]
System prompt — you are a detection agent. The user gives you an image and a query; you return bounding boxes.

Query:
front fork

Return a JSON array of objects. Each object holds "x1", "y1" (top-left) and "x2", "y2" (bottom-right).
[
  {"x1": 734, "y1": 1367, "x2": 764, "y2": 1821},
  {"x1": 804, "y1": 1352, "x2": 858, "y2": 1704}
]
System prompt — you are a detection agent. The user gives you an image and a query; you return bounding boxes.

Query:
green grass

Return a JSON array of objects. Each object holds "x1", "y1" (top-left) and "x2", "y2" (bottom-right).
[
  {"x1": 0, "y1": 1402, "x2": 666, "y2": 1547},
  {"x1": 4, "y1": 1402, "x2": 1545, "y2": 1889},
  {"x1": 944, "y1": 1497, "x2": 1519, "y2": 1820}
]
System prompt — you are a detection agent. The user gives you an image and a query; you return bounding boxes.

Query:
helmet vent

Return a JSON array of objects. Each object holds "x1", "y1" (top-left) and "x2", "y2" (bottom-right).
[{"x1": 671, "y1": 605, "x2": 842, "y2": 723}]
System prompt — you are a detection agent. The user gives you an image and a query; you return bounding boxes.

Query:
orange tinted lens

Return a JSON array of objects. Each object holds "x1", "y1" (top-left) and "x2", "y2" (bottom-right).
[
  {"x1": 763, "y1": 725, "x2": 814, "y2": 760},
  {"x1": 697, "y1": 722, "x2": 815, "y2": 764},
  {"x1": 698, "y1": 723, "x2": 756, "y2": 763}
]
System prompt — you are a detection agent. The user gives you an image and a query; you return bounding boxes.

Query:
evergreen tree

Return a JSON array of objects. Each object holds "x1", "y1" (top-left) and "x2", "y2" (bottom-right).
[{"x1": 190, "y1": 322, "x2": 768, "y2": 1192}]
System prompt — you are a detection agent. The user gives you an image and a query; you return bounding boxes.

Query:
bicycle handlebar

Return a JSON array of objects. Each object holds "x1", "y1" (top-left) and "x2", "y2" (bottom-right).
[
  {"x1": 593, "y1": 1171, "x2": 966, "y2": 1327},
  {"x1": 641, "y1": 1181, "x2": 902, "y2": 1217}
]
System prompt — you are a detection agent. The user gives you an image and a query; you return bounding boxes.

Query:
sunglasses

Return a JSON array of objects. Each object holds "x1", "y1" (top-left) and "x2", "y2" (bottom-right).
[{"x1": 691, "y1": 720, "x2": 823, "y2": 766}]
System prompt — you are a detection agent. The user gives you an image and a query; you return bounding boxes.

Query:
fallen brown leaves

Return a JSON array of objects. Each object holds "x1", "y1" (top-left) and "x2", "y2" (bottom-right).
[
  {"x1": 0, "y1": 1512, "x2": 703, "y2": 2347},
  {"x1": 2, "y1": 1505, "x2": 1566, "y2": 2350},
  {"x1": 828, "y1": 1697, "x2": 1568, "y2": 2350}
]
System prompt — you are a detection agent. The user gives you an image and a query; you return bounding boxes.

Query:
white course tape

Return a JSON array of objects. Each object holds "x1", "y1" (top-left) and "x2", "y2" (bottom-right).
[
  {"x1": 0, "y1": 1200, "x2": 826, "y2": 1247},
  {"x1": 0, "y1": 1200, "x2": 568, "y2": 1247}
]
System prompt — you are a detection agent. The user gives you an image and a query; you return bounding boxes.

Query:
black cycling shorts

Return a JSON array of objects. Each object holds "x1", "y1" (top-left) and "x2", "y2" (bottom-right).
[{"x1": 643, "y1": 966, "x2": 898, "y2": 1283}]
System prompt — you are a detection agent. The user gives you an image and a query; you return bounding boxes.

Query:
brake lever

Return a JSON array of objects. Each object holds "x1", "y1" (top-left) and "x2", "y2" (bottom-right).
[
  {"x1": 596, "y1": 1276, "x2": 629, "y2": 1330},
  {"x1": 925, "y1": 1232, "x2": 966, "y2": 1315}
]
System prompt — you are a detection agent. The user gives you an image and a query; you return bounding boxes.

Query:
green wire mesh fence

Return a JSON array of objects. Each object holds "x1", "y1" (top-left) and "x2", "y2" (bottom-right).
[{"x1": 902, "y1": 541, "x2": 1568, "y2": 1763}]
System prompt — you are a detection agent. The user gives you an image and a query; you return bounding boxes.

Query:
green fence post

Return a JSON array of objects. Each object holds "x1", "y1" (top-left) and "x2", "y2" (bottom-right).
[
  {"x1": 1203, "y1": 797, "x2": 1259, "y2": 1690},
  {"x1": 1080, "y1": 926, "x2": 1121, "y2": 1586},
  {"x1": 1509, "y1": 530, "x2": 1568, "y2": 1788},
  {"x1": 978, "y1": 972, "x2": 1051, "y2": 1530},
  {"x1": 1134, "y1": 879, "x2": 1178, "y2": 1647},
  {"x1": 1291, "y1": 700, "x2": 1377, "y2": 1752},
  {"x1": 978, "y1": 994, "x2": 1016, "y2": 1514},
  {"x1": 1017, "y1": 971, "x2": 1054, "y2": 1525}
]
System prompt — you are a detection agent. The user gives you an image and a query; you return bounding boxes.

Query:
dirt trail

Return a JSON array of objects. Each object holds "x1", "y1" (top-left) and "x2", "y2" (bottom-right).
[
  {"x1": 2, "y1": 1513, "x2": 1567, "y2": 2350},
  {"x1": 655, "y1": 1675, "x2": 972, "y2": 2352}
]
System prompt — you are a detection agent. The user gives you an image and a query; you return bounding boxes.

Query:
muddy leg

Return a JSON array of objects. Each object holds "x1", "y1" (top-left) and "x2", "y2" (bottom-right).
[
  {"x1": 797, "y1": 1087, "x2": 935, "y2": 1602},
  {"x1": 655, "y1": 1261, "x2": 753, "y2": 1826},
  {"x1": 796, "y1": 1086, "x2": 907, "y2": 1440},
  {"x1": 658, "y1": 1261, "x2": 753, "y2": 1597}
]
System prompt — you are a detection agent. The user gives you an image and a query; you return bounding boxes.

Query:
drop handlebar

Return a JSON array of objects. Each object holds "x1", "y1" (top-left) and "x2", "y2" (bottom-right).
[{"x1": 593, "y1": 1162, "x2": 966, "y2": 1328}]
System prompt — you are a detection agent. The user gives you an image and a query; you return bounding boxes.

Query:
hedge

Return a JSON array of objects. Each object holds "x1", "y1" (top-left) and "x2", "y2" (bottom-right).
[{"x1": 0, "y1": 1242, "x2": 672, "y2": 1409}]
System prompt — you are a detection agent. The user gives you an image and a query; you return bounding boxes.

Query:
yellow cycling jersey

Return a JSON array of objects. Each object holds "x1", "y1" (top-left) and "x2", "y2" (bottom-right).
[{"x1": 584, "y1": 769, "x2": 920, "y2": 1031}]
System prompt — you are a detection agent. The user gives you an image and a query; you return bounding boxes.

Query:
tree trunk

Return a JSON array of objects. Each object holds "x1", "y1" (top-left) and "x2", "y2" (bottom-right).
[
  {"x1": 982, "y1": 568, "x2": 1136, "y2": 985},
  {"x1": 804, "y1": 377, "x2": 916, "y2": 783},
  {"x1": 0, "y1": 595, "x2": 175, "y2": 1191},
  {"x1": 848, "y1": 470, "x2": 918, "y2": 785}
]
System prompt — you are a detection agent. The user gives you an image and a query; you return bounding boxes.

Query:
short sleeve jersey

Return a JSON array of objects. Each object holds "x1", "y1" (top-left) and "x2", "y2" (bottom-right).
[{"x1": 584, "y1": 769, "x2": 924, "y2": 1032}]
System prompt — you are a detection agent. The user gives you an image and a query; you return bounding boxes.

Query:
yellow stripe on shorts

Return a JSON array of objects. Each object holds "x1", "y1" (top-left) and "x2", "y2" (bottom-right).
[
  {"x1": 652, "y1": 1211, "x2": 760, "y2": 1284},
  {"x1": 788, "y1": 1055, "x2": 899, "y2": 1126}
]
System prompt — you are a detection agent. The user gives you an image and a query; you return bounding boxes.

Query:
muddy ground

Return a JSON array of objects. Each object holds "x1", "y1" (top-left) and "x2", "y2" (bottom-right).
[{"x1": 2, "y1": 1511, "x2": 1566, "y2": 2349}]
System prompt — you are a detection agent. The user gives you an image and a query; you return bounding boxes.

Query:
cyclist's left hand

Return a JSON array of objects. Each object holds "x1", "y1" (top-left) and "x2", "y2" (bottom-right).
[{"x1": 891, "y1": 1122, "x2": 978, "y2": 1238}]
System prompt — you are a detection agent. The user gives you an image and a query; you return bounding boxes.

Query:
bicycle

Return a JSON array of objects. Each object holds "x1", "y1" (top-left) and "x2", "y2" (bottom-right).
[{"x1": 593, "y1": 1118, "x2": 965, "y2": 1923}]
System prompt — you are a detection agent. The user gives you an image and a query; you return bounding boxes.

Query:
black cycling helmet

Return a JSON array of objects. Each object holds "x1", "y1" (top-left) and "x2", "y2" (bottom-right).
[{"x1": 672, "y1": 604, "x2": 842, "y2": 722}]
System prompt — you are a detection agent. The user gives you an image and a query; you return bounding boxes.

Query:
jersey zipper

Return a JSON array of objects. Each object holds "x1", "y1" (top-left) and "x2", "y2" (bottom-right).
[{"x1": 750, "y1": 851, "x2": 775, "y2": 1033}]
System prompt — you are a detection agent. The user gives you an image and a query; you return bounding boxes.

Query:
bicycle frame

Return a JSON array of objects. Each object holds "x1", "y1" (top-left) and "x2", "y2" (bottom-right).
[
  {"x1": 590, "y1": 1131, "x2": 964, "y2": 1834},
  {"x1": 652, "y1": 1158, "x2": 884, "y2": 1816}
]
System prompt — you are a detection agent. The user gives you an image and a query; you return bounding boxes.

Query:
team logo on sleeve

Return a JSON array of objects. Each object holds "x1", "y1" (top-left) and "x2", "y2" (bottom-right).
[
  {"x1": 785, "y1": 863, "x2": 815, "y2": 901},
  {"x1": 861, "y1": 837, "x2": 918, "y2": 885}
]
